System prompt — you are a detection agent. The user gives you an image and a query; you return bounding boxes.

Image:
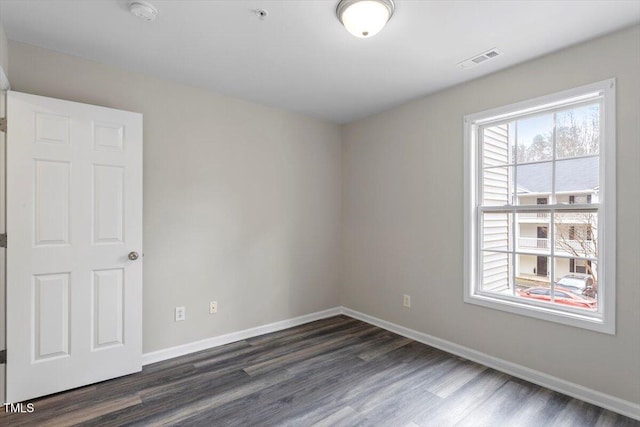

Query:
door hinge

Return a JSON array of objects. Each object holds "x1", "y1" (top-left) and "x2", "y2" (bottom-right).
[
  {"x1": 0, "y1": 117, "x2": 6, "y2": 133},
  {"x1": 0, "y1": 233, "x2": 6, "y2": 248},
  {"x1": 0, "y1": 350, "x2": 5, "y2": 364}
]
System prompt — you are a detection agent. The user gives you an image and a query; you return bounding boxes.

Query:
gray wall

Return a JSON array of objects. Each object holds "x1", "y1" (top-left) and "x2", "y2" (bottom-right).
[
  {"x1": 8, "y1": 41, "x2": 342, "y2": 353},
  {"x1": 341, "y1": 25, "x2": 640, "y2": 404}
]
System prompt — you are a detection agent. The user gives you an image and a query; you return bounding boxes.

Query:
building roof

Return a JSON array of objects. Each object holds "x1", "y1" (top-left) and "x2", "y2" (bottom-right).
[{"x1": 517, "y1": 156, "x2": 598, "y2": 194}]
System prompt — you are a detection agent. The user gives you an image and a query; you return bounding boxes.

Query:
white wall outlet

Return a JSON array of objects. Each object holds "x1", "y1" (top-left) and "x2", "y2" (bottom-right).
[
  {"x1": 209, "y1": 301, "x2": 218, "y2": 314},
  {"x1": 403, "y1": 294, "x2": 411, "y2": 308},
  {"x1": 175, "y1": 306, "x2": 186, "y2": 321}
]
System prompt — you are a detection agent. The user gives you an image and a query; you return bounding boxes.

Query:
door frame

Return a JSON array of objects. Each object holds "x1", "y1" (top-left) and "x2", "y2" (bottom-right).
[{"x1": 0, "y1": 71, "x2": 9, "y2": 403}]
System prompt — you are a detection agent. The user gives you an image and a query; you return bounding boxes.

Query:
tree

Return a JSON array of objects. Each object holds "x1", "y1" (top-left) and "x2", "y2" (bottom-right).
[
  {"x1": 556, "y1": 109, "x2": 599, "y2": 158},
  {"x1": 555, "y1": 212, "x2": 598, "y2": 294},
  {"x1": 527, "y1": 134, "x2": 552, "y2": 161},
  {"x1": 514, "y1": 133, "x2": 551, "y2": 163},
  {"x1": 513, "y1": 105, "x2": 599, "y2": 163}
]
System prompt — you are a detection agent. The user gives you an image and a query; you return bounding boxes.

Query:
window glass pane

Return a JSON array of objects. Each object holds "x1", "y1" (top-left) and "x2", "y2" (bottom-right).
[
  {"x1": 554, "y1": 211, "x2": 598, "y2": 259},
  {"x1": 516, "y1": 285, "x2": 549, "y2": 302},
  {"x1": 516, "y1": 256, "x2": 550, "y2": 293},
  {"x1": 482, "y1": 212, "x2": 511, "y2": 251},
  {"x1": 516, "y1": 254, "x2": 549, "y2": 282},
  {"x1": 516, "y1": 213, "x2": 550, "y2": 254},
  {"x1": 555, "y1": 157, "x2": 599, "y2": 198},
  {"x1": 482, "y1": 124, "x2": 512, "y2": 167},
  {"x1": 558, "y1": 193, "x2": 593, "y2": 205},
  {"x1": 529, "y1": 288, "x2": 549, "y2": 295},
  {"x1": 515, "y1": 253, "x2": 551, "y2": 302},
  {"x1": 516, "y1": 161, "x2": 552, "y2": 205},
  {"x1": 556, "y1": 103, "x2": 600, "y2": 159},
  {"x1": 482, "y1": 166, "x2": 513, "y2": 206},
  {"x1": 481, "y1": 251, "x2": 513, "y2": 294},
  {"x1": 554, "y1": 259, "x2": 598, "y2": 311},
  {"x1": 516, "y1": 113, "x2": 553, "y2": 163}
]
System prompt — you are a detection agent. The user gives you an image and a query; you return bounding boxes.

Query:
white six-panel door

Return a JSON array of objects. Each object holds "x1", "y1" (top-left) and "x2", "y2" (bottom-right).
[{"x1": 6, "y1": 91, "x2": 143, "y2": 402}]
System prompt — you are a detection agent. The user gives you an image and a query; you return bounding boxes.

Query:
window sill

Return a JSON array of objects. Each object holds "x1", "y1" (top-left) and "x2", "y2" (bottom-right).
[{"x1": 464, "y1": 292, "x2": 614, "y2": 334}]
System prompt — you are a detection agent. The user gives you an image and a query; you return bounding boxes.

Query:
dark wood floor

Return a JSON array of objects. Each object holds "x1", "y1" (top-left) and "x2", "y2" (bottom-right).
[{"x1": 1, "y1": 315, "x2": 638, "y2": 426}]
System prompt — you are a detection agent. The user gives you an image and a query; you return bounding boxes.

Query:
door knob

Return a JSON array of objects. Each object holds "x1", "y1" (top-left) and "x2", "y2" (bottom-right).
[{"x1": 128, "y1": 251, "x2": 139, "y2": 261}]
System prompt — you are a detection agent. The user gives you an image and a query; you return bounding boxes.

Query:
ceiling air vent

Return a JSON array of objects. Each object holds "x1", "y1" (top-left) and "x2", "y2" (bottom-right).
[{"x1": 458, "y1": 48, "x2": 503, "y2": 69}]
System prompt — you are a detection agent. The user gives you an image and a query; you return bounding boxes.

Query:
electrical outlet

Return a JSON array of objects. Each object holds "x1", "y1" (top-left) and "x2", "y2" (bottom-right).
[
  {"x1": 175, "y1": 306, "x2": 186, "y2": 321},
  {"x1": 209, "y1": 301, "x2": 218, "y2": 314},
  {"x1": 403, "y1": 294, "x2": 411, "y2": 308}
]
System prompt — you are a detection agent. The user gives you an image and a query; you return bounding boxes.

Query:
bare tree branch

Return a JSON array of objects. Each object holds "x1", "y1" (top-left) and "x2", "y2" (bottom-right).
[{"x1": 555, "y1": 212, "x2": 598, "y2": 285}]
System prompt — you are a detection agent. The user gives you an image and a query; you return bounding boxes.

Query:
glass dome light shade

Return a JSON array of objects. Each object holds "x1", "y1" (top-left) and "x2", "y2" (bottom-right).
[{"x1": 337, "y1": 0, "x2": 394, "y2": 38}]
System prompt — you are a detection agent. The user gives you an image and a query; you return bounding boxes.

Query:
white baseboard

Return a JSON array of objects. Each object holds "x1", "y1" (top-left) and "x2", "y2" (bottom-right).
[
  {"x1": 142, "y1": 307, "x2": 342, "y2": 366},
  {"x1": 141, "y1": 305, "x2": 638, "y2": 420},
  {"x1": 340, "y1": 306, "x2": 640, "y2": 421}
]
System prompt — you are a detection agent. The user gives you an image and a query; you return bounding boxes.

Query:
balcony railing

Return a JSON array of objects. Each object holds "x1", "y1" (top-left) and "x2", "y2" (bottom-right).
[
  {"x1": 518, "y1": 212, "x2": 595, "y2": 222},
  {"x1": 518, "y1": 237, "x2": 548, "y2": 249},
  {"x1": 519, "y1": 212, "x2": 549, "y2": 219},
  {"x1": 517, "y1": 238, "x2": 596, "y2": 256}
]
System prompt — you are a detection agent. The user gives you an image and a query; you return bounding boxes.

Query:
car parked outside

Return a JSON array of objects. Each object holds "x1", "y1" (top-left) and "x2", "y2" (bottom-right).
[
  {"x1": 516, "y1": 286, "x2": 597, "y2": 310},
  {"x1": 556, "y1": 273, "x2": 596, "y2": 298}
]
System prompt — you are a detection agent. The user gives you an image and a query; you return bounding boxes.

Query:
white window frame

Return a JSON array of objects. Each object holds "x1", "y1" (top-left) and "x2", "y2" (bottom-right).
[{"x1": 463, "y1": 79, "x2": 616, "y2": 334}]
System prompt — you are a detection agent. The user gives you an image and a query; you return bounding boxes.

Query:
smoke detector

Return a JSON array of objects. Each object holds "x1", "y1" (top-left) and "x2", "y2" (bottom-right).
[
  {"x1": 255, "y1": 9, "x2": 269, "y2": 20},
  {"x1": 129, "y1": 1, "x2": 158, "y2": 22},
  {"x1": 458, "y1": 48, "x2": 504, "y2": 69}
]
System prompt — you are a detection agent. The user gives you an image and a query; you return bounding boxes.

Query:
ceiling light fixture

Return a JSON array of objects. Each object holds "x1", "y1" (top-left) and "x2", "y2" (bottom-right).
[
  {"x1": 336, "y1": 0, "x2": 395, "y2": 39},
  {"x1": 129, "y1": 1, "x2": 158, "y2": 22}
]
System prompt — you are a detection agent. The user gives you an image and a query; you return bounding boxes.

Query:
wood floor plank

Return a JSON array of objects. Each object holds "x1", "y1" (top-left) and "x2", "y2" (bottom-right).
[
  {"x1": 552, "y1": 398, "x2": 606, "y2": 427},
  {"x1": 284, "y1": 327, "x2": 389, "y2": 372},
  {"x1": 200, "y1": 342, "x2": 432, "y2": 426},
  {"x1": 181, "y1": 355, "x2": 377, "y2": 426},
  {"x1": 194, "y1": 320, "x2": 373, "y2": 372},
  {"x1": 357, "y1": 335, "x2": 413, "y2": 361},
  {"x1": 454, "y1": 378, "x2": 541, "y2": 427},
  {"x1": 94, "y1": 363, "x2": 199, "y2": 401},
  {"x1": 141, "y1": 339, "x2": 252, "y2": 373},
  {"x1": 88, "y1": 369, "x2": 253, "y2": 426},
  {"x1": 2, "y1": 316, "x2": 637, "y2": 427},
  {"x1": 1, "y1": 384, "x2": 97, "y2": 422},
  {"x1": 499, "y1": 385, "x2": 573, "y2": 427},
  {"x1": 245, "y1": 315, "x2": 358, "y2": 346},
  {"x1": 412, "y1": 368, "x2": 511, "y2": 426},
  {"x1": 132, "y1": 369, "x2": 296, "y2": 426},
  {"x1": 311, "y1": 406, "x2": 364, "y2": 427},
  {"x1": 425, "y1": 358, "x2": 487, "y2": 398},
  {"x1": 37, "y1": 396, "x2": 142, "y2": 427},
  {"x1": 595, "y1": 410, "x2": 640, "y2": 427},
  {"x1": 243, "y1": 326, "x2": 373, "y2": 376},
  {"x1": 273, "y1": 347, "x2": 450, "y2": 426},
  {"x1": 352, "y1": 377, "x2": 442, "y2": 426}
]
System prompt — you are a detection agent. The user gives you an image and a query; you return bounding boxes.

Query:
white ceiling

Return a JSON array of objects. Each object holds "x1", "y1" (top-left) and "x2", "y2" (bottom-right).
[{"x1": 1, "y1": 0, "x2": 639, "y2": 123}]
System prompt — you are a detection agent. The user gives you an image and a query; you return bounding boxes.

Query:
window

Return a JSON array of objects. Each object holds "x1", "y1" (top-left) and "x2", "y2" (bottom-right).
[{"x1": 463, "y1": 80, "x2": 616, "y2": 334}]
